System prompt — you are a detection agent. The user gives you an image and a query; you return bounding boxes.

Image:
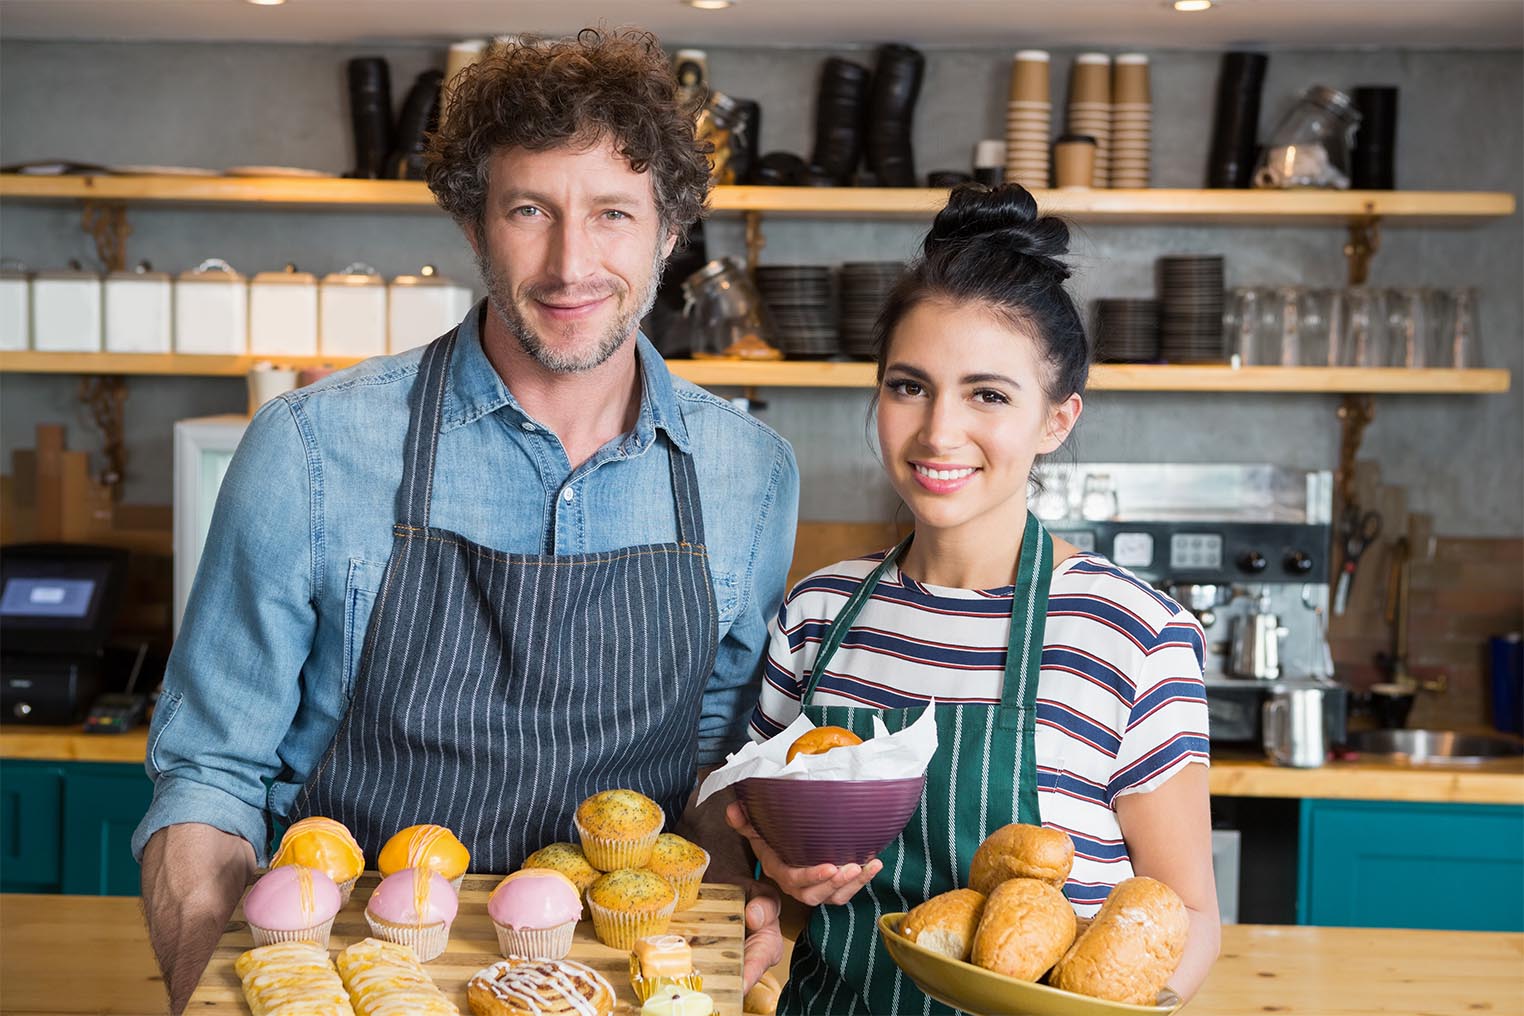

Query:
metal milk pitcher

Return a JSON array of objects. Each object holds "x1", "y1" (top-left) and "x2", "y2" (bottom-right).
[
  {"x1": 1262, "y1": 685, "x2": 1331, "y2": 767},
  {"x1": 1231, "y1": 588, "x2": 1287, "y2": 680}
]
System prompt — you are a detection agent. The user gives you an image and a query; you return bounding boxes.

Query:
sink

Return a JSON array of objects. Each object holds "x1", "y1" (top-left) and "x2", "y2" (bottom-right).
[{"x1": 1346, "y1": 729, "x2": 1524, "y2": 766}]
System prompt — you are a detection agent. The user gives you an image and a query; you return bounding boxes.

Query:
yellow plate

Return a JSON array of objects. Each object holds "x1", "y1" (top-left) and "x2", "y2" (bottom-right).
[{"x1": 878, "y1": 913, "x2": 1178, "y2": 1016}]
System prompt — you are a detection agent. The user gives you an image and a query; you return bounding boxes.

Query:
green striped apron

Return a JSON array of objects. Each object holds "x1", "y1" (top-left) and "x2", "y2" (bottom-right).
[{"x1": 778, "y1": 511, "x2": 1052, "y2": 1016}]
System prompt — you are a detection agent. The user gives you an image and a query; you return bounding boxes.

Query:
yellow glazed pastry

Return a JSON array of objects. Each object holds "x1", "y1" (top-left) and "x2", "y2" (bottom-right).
[
  {"x1": 628, "y1": 934, "x2": 703, "y2": 1002},
  {"x1": 645, "y1": 833, "x2": 709, "y2": 912},
  {"x1": 379, "y1": 824, "x2": 471, "y2": 886},
  {"x1": 586, "y1": 868, "x2": 677, "y2": 950},
  {"x1": 574, "y1": 789, "x2": 665, "y2": 870},
  {"x1": 522, "y1": 842, "x2": 602, "y2": 897},
  {"x1": 336, "y1": 937, "x2": 459, "y2": 1015},
  {"x1": 235, "y1": 940, "x2": 354, "y2": 1016},
  {"x1": 640, "y1": 985, "x2": 715, "y2": 1016},
  {"x1": 270, "y1": 816, "x2": 365, "y2": 902}
]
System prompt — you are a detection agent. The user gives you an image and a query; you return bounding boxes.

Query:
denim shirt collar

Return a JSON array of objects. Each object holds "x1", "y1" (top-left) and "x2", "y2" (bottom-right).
[{"x1": 442, "y1": 299, "x2": 693, "y2": 454}]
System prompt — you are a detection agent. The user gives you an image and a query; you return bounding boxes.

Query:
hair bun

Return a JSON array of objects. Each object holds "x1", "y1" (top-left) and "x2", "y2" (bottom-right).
[{"x1": 925, "y1": 183, "x2": 1071, "y2": 278}]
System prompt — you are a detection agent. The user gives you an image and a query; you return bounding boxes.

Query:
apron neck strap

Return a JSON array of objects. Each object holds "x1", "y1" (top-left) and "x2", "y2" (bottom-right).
[
  {"x1": 397, "y1": 327, "x2": 460, "y2": 530},
  {"x1": 668, "y1": 445, "x2": 706, "y2": 548},
  {"x1": 799, "y1": 533, "x2": 912, "y2": 701}
]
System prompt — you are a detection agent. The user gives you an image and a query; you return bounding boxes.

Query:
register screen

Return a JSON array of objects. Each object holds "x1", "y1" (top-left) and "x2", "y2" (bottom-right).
[{"x1": 0, "y1": 577, "x2": 96, "y2": 618}]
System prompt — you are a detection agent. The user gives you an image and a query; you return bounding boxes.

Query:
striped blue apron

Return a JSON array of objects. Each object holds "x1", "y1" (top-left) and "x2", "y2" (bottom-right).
[
  {"x1": 290, "y1": 327, "x2": 720, "y2": 872},
  {"x1": 779, "y1": 512, "x2": 1051, "y2": 1015}
]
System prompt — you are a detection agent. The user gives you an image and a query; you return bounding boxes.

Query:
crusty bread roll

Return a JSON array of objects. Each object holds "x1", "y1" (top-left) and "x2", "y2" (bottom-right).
[
  {"x1": 1048, "y1": 876, "x2": 1189, "y2": 1006},
  {"x1": 785, "y1": 725, "x2": 862, "y2": 763},
  {"x1": 901, "y1": 888, "x2": 987, "y2": 961},
  {"x1": 970, "y1": 878, "x2": 1077, "y2": 982},
  {"x1": 968, "y1": 823, "x2": 1075, "y2": 895},
  {"x1": 743, "y1": 971, "x2": 781, "y2": 1015}
]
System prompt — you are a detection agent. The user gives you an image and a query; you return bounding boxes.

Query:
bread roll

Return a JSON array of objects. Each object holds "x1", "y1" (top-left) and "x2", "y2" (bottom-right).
[
  {"x1": 968, "y1": 823, "x2": 1074, "y2": 895},
  {"x1": 742, "y1": 971, "x2": 781, "y2": 1015},
  {"x1": 785, "y1": 725, "x2": 862, "y2": 763},
  {"x1": 1048, "y1": 877, "x2": 1189, "y2": 1006},
  {"x1": 970, "y1": 878, "x2": 1076, "y2": 982},
  {"x1": 901, "y1": 888, "x2": 987, "y2": 961}
]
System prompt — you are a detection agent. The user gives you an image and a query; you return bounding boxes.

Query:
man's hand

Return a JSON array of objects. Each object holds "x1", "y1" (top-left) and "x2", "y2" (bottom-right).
[
  {"x1": 140, "y1": 823, "x2": 256, "y2": 1014},
  {"x1": 736, "y1": 874, "x2": 784, "y2": 992},
  {"x1": 726, "y1": 801, "x2": 882, "y2": 906}
]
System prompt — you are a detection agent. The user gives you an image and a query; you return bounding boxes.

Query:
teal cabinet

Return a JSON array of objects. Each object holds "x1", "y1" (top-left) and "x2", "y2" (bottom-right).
[
  {"x1": 0, "y1": 759, "x2": 151, "y2": 896},
  {"x1": 0, "y1": 761, "x2": 65, "y2": 892},
  {"x1": 1298, "y1": 798, "x2": 1524, "y2": 931}
]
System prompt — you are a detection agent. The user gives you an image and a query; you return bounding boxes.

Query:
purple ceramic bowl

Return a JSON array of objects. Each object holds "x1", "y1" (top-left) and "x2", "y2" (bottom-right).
[{"x1": 734, "y1": 775, "x2": 927, "y2": 867}]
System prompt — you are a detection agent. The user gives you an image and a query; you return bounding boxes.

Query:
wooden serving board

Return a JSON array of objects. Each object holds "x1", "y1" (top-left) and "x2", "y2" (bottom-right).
[{"x1": 187, "y1": 873, "x2": 744, "y2": 1014}]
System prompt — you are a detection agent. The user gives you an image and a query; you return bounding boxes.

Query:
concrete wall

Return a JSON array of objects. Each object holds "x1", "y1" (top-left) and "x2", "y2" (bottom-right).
[{"x1": 2, "y1": 41, "x2": 1519, "y2": 535}]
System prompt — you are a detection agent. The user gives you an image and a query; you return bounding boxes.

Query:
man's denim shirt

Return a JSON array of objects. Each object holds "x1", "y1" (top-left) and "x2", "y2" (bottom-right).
[{"x1": 132, "y1": 303, "x2": 799, "y2": 863}]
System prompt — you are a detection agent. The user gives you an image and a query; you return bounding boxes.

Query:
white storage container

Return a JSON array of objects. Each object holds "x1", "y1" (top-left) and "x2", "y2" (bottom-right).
[
  {"x1": 32, "y1": 261, "x2": 103, "y2": 352},
  {"x1": 174, "y1": 259, "x2": 247, "y2": 355},
  {"x1": 0, "y1": 260, "x2": 30, "y2": 351},
  {"x1": 250, "y1": 264, "x2": 319, "y2": 357},
  {"x1": 388, "y1": 265, "x2": 473, "y2": 353},
  {"x1": 104, "y1": 262, "x2": 173, "y2": 353},
  {"x1": 320, "y1": 262, "x2": 387, "y2": 358}
]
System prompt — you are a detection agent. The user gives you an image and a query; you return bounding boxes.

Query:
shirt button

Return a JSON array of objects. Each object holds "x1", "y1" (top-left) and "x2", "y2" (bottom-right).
[
  {"x1": 562, "y1": 487, "x2": 575, "y2": 503},
  {"x1": 520, "y1": 421, "x2": 535, "y2": 432}
]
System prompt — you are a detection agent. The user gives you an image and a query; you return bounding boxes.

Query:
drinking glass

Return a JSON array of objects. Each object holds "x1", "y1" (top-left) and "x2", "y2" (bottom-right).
[
  {"x1": 1299, "y1": 288, "x2": 1344, "y2": 367},
  {"x1": 1343, "y1": 286, "x2": 1388, "y2": 367},
  {"x1": 1385, "y1": 287, "x2": 1439, "y2": 368},
  {"x1": 1080, "y1": 473, "x2": 1119, "y2": 521},
  {"x1": 1224, "y1": 287, "x2": 1265, "y2": 365},
  {"x1": 1437, "y1": 287, "x2": 1484, "y2": 368}
]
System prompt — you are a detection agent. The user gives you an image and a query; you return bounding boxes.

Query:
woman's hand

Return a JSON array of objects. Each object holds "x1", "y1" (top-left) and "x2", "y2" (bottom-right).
[{"x1": 725, "y1": 801, "x2": 883, "y2": 906}]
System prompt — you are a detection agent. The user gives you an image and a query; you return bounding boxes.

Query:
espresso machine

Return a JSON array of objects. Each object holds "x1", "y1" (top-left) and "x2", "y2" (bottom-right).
[{"x1": 1034, "y1": 463, "x2": 1349, "y2": 751}]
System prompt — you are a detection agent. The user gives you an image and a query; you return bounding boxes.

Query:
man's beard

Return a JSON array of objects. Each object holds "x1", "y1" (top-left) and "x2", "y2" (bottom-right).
[{"x1": 477, "y1": 245, "x2": 667, "y2": 374}]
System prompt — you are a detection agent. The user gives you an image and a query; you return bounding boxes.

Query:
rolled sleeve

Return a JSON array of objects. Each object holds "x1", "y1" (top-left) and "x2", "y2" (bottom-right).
[
  {"x1": 132, "y1": 397, "x2": 317, "y2": 864},
  {"x1": 696, "y1": 439, "x2": 799, "y2": 766}
]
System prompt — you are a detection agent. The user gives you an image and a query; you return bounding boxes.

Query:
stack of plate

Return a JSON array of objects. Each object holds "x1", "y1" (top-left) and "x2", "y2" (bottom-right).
[
  {"x1": 755, "y1": 265, "x2": 837, "y2": 359},
  {"x1": 1005, "y1": 50, "x2": 1051, "y2": 189},
  {"x1": 1092, "y1": 298, "x2": 1160, "y2": 362},
  {"x1": 839, "y1": 262, "x2": 906, "y2": 359},
  {"x1": 1111, "y1": 53, "x2": 1151, "y2": 188},
  {"x1": 1157, "y1": 256, "x2": 1225, "y2": 363}
]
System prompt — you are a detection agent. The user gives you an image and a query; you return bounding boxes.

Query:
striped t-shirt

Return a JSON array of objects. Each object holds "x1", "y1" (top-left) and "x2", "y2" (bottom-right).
[{"x1": 748, "y1": 550, "x2": 1211, "y2": 916}]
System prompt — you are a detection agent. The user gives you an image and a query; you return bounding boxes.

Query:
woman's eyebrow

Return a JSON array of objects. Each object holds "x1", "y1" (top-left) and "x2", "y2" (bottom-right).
[{"x1": 962, "y1": 372, "x2": 1022, "y2": 389}]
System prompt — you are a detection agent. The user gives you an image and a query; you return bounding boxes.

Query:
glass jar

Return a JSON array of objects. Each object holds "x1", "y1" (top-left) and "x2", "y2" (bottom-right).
[
  {"x1": 680, "y1": 257, "x2": 780, "y2": 359},
  {"x1": 695, "y1": 91, "x2": 743, "y2": 185},
  {"x1": 1253, "y1": 85, "x2": 1362, "y2": 189}
]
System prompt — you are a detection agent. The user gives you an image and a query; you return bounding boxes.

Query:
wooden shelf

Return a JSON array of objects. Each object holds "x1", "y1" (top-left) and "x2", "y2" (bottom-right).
[
  {"x1": 0, "y1": 174, "x2": 1514, "y2": 223},
  {"x1": 0, "y1": 351, "x2": 1510, "y2": 393}
]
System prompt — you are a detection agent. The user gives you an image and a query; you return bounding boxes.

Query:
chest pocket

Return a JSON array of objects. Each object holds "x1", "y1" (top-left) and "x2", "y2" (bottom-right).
[{"x1": 343, "y1": 557, "x2": 386, "y2": 699}]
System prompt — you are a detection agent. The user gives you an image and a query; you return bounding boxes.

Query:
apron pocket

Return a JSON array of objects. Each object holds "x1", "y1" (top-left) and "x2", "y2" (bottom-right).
[{"x1": 343, "y1": 558, "x2": 386, "y2": 700}]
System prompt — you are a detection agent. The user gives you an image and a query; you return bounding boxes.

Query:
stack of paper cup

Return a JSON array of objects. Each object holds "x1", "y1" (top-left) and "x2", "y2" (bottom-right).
[
  {"x1": 1067, "y1": 54, "x2": 1112, "y2": 187},
  {"x1": 1006, "y1": 50, "x2": 1052, "y2": 189},
  {"x1": 1111, "y1": 53, "x2": 1152, "y2": 188}
]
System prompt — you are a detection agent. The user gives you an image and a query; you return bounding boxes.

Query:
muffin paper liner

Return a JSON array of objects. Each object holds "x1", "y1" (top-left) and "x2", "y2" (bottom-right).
[
  {"x1": 364, "y1": 914, "x2": 450, "y2": 962},
  {"x1": 587, "y1": 897, "x2": 677, "y2": 951},
  {"x1": 493, "y1": 919, "x2": 577, "y2": 960},
  {"x1": 249, "y1": 915, "x2": 335, "y2": 949},
  {"x1": 335, "y1": 875, "x2": 359, "y2": 906},
  {"x1": 629, "y1": 965, "x2": 705, "y2": 1003},
  {"x1": 574, "y1": 818, "x2": 661, "y2": 870}
]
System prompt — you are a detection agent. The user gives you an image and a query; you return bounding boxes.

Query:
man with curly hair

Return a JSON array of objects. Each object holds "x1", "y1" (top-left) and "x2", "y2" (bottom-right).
[{"x1": 134, "y1": 30, "x2": 795, "y2": 1011}]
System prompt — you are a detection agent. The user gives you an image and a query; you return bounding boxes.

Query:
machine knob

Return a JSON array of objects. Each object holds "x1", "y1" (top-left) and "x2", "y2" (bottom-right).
[
  {"x1": 12, "y1": 702, "x2": 31, "y2": 718},
  {"x1": 1284, "y1": 551, "x2": 1315, "y2": 575},
  {"x1": 1238, "y1": 550, "x2": 1268, "y2": 574}
]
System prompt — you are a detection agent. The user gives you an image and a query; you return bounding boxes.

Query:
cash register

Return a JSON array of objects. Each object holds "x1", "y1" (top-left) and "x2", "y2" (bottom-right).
[{"x1": 0, "y1": 543, "x2": 129, "y2": 724}]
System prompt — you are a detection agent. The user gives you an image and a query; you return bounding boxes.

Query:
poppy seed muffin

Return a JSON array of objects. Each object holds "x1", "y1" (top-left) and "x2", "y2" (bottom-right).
[
  {"x1": 523, "y1": 841, "x2": 603, "y2": 897},
  {"x1": 574, "y1": 789, "x2": 665, "y2": 870},
  {"x1": 644, "y1": 833, "x2": 710, "y2": 912},
  {"x1": 586, "y1": 868, "x2": 677, "y2": 949}
]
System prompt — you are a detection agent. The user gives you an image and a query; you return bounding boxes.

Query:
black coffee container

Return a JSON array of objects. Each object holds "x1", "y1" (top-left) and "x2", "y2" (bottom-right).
[
  {"x1": 1352, "y1": 86, "x2": 1398, "y2": 190},
  {"x1": 1205, "y1": 51, "x2": 1268, "y2": 188},
  {"x1": 347, "y1": 57, "x2": 395, "y2": 180},
  {"x1": 811, "y1": 58, "x2": 871, "y2": 186}
]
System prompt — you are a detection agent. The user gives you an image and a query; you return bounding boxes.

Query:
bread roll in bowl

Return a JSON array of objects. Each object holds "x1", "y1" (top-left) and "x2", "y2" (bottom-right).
[
  {"x1": 1048, "y1": 876, "x2": 1188, "y2": 1006},
  {"x1": 901, "y1": 888, "x2": 987, "y2": 961},
  {"x1": 970, "y1": 878, "x2": 1077, "y2": 982},
  {"x1": 968, "y1": 823, "x2": 1074, "y2": 895},
  {"x1": 785, "y1": 725, "x2": 862, "y2": 764}
]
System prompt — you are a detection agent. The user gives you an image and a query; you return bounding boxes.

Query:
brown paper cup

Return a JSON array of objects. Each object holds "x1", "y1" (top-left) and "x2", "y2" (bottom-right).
[
  {"x1": 1009, "y1": 50, "x2": 1051, "y2": 103},
  {"x1": 1069, "y1": 55, "x2": 1110, "y2": 105},
  {"x1": 1113, "y1": 54, "x2": 1151, "y2": 104}
]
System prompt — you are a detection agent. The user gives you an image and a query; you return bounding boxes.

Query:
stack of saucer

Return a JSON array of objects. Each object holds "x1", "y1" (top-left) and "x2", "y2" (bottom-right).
[
  {"x1": 1005, "y1": 50, "x2": 1051, "y2": 189},
  {"x1": 1067, "y1": 53, "x2": 1111, "y2": 187},
  {"x1": 1111, "y1": 53, "x2": 1152, "y2": 188},
  {"x1": 839, "y1": 262, "x2": 905, "y2": 359},
  {"x1": 1156, "y1": 256, "x2": 1225, "y2": 363},
  {"x1": 755, "y1": 265, "x2": 837, "y2": 359},
  {"x1": 1092, "y1": 299, "x2": 1160, "y2": 362}
]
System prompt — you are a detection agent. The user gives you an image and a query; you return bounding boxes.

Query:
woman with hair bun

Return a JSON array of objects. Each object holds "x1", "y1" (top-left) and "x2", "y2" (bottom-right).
[{"x1": 728, "y1": 184, "x2": 1220, "y2": 1011}]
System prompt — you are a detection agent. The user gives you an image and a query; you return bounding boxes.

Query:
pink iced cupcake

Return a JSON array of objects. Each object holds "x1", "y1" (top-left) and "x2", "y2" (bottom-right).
[
  {"x1": 364, "y1": 867, "x2": 458, "y2": 962},
  {"x1": 489, "y1": 868, "x2": 583, "y2": 960},
  {"x1": 244, "y1": 865, "x2": 342, "y2": 947}
]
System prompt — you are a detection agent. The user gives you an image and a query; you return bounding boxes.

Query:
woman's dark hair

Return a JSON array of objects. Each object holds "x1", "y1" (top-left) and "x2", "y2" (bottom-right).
[
  {"x1": 872, "y1": 183, "x2": 1090, "y2": 405},
  {"x1": 425, "y1": 28, "x2": 712, "y2": 242}
]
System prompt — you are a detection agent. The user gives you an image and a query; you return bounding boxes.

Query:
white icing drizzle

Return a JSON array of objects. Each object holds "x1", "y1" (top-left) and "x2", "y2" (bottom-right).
[{"x1": 469, "y1": 958, "x2": 614, "y2": 1016}]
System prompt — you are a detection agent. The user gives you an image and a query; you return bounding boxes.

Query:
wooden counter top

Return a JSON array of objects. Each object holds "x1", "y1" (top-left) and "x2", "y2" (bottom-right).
[
  {"x1": 5, "y1": 726, "x2": 1520, "y2": 804},
  {"x1": 1, "y1": 892, "x2": 1519, "y2": 1016}
]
